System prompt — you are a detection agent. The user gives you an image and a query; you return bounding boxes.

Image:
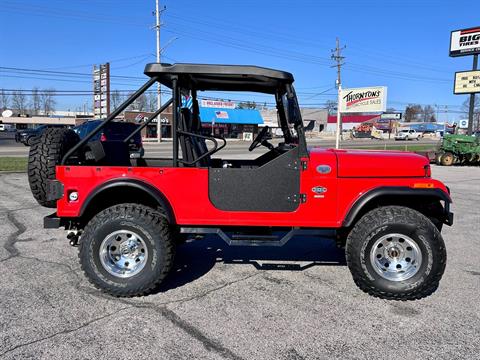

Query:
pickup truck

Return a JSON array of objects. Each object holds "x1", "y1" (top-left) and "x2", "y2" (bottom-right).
[{"x1": 395, "y1": 129, "x2": 422, "y2": 141}]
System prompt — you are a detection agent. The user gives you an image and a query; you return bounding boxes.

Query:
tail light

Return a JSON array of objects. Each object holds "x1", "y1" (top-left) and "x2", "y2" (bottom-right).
[{"x1": 100, "y1": 132, "x2": 107, "y2": 142}]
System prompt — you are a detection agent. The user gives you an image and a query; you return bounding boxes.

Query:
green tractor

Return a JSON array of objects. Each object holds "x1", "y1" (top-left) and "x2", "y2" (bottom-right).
[{"x1": 436, "y1": 134, "x2": 480, "y2": 166}]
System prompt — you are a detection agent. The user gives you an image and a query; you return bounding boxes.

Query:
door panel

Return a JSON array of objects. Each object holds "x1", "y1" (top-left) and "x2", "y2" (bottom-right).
[{"x1": 208, "y1": 147, "x2": 301, "y2": 212}]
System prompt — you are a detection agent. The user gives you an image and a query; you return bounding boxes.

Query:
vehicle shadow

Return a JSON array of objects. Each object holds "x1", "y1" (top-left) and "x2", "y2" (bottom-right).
[{"x1": 155, "y1": 234, "x2": 346, "y2": 294}]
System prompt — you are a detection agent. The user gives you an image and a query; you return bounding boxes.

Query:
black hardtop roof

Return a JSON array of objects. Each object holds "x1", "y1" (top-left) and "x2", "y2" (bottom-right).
[{"x1": 144, "y1": 63, "x2": 294, "y2": 93}]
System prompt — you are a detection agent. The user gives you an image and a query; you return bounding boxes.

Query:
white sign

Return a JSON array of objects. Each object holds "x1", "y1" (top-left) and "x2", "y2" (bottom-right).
[
  {"x1": 381, "y1": 113, "x2": 402, "y2": 120},
  {"x1": 458, "y1": 119, "x2": 469, "y2": 129},
  {"x1": 340, "y1": 86, "x2": 387, "y2": 113},
  {"x1": 201, "y1": 100, "x2": 236, "y2": 109},
  {"x1": 454, "y1": 70, "x2": 480, "y2": 94},
  {"x1": 450, "y1": 27, "x2": 480, "y2": 57}
]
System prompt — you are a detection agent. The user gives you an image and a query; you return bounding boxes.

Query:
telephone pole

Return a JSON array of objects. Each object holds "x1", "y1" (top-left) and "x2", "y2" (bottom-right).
[
  {"x1": 154, "y1": 0, "x2": 165, "y2": 142},
  {"x1": 331, "y1": 37, "x2": 346, "y2": 149}
]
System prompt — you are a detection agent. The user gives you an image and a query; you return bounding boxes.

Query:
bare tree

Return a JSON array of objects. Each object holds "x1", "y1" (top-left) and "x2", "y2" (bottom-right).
[
  {"x1": 147, "y1": 92, "x2": 157, "y2": 112},
  {"x1": 324, "y1": 99, "x2": 338, "y2": 115},
  {"x1": 134, "y1": 93, "x2": 147, "y2": 111},
  {"x1": 111, "y1": 90, "x2": 123, "y2": 110},
  {"x1": 0, "y1": 89, "x2": 9, "y2": 110},
  {"x1": 30, "y1": 87, "x2": 41, "y2": 115},
  {"x1": 40, "y1": 89, "x2": 56, "y2": 115},
  {"x1": 11, "y1": 90, "x2": 28, "y2": 115}
]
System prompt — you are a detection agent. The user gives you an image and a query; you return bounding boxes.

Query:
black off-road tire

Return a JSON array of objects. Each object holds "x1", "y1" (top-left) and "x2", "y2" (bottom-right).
[
  {"x1": 346, "y1": 206, "x2": 446, "y2": 300},
  {"x1": 28, "y1": 128, "x2": 80, "y2": 207},
  {"x1": 79, "y1": 204, "x2": 175, "y2": 297}
]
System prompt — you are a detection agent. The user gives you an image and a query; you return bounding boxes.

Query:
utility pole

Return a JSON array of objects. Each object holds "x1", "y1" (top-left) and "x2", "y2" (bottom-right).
[
  {"x1": 154, "y1": 0, "x2": 165, "y2": 142},
  {"x1": 331, "y1": 37, "x2": 346, "y2": 149},
  {"x1": 467, "y1": 55, "x2": 478, "y2": 135}
]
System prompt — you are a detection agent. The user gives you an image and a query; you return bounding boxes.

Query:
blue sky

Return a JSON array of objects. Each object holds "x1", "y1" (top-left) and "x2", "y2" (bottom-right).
[{"x1": 0, "y1": 0, "x2": 478, "y2": 121}]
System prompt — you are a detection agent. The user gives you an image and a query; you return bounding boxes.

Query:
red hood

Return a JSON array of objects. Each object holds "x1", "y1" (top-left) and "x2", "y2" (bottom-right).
[{"x1": 309, "y1": 148, "x2": 429, "y2": 177}]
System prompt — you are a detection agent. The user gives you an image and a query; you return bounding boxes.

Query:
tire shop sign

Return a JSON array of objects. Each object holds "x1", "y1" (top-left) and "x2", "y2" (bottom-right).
[
  {"x1": 339, "y1": 86, "x2": 387, "y2": 113},
  {"x1": 450, "y1": 27, "x2": 480, "y2": 57}
]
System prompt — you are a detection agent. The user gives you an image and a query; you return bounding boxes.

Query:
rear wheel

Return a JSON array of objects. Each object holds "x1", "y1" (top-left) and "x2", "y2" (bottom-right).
[
  {"x1": 346, "y1": 206, "x2": 446, "y2": 300},
  {"x1": 440, "y1": 152, "x2": 454, "y2": 166},
  {"x1": 79, "y1": 204, "x2": 175, "y2": 297}
]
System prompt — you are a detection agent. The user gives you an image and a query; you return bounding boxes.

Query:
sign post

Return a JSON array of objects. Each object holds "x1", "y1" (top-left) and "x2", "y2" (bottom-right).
[
  {"x1": 93, "y1": 63, "x2": 110, "y2": 119},
  {"x1": 450, "y1": 26, "x2": 480, "y2": 135}
]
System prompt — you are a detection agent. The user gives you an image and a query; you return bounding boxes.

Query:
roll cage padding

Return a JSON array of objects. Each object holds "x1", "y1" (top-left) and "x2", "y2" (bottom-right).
[
  {"x1": 342, "y1": 187, "x2": 452, "y2": 228},
  {"x1": 79, "y1": 179, "x2": 176, "y2": 224}
]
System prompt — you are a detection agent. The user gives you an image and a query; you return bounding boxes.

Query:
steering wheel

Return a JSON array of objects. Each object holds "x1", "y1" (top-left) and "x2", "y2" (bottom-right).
[{"x1": 249, "y1": 126, "x2": 270, "y2": 151}]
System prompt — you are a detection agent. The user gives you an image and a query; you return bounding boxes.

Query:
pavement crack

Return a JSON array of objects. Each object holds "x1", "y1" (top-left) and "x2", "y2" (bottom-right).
[
  {"x1": 0, "y1": 306, "x2": 133, "y2": 357},
  {"x1": 1, "y1": 211, "x2": 29, "y2": 263}
]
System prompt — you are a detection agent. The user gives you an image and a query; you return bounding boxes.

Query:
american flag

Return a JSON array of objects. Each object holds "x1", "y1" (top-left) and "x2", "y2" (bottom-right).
[{"x1": 215, "y1": 110, "x2": 229, "y2": 119}]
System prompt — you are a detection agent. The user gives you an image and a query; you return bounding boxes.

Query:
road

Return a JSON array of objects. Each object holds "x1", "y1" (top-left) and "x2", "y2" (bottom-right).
[
  {"x1": 0, "y1": 135, "x2": 440, "y2": 157},
  {"x1": 0, "y1": 166, "x2": 478, "y2": 359}
]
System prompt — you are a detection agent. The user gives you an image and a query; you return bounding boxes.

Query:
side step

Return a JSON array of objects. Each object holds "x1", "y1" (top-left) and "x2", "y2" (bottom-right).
[{"x1": 179, "y1": 227, "x2": 332, "y2": 247}]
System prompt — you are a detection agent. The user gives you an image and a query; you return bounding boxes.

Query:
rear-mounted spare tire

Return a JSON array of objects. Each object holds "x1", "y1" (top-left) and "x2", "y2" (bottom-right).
[{"x1": 28, "y1": 127, "x2": 80, "y2": 208}]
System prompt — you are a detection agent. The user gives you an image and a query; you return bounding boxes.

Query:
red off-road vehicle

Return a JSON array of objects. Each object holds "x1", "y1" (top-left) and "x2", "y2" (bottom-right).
[{"x1": 29, "y1": 63, "x2": 453, "y2": 300}]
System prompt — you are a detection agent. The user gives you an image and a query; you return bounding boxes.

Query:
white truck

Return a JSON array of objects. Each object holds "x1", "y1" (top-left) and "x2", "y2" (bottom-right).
[{"x1": 395, "y1": 128, "x2": 422, "y2": 141}]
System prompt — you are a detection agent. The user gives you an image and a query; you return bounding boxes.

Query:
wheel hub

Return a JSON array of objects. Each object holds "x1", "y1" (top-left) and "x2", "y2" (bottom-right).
[
  {"x1": 99, "y1": 230, "x2": 148, "y2": 278},
  {"x1": 370, "y1": 233, "x2": 422, "y2": 281}
]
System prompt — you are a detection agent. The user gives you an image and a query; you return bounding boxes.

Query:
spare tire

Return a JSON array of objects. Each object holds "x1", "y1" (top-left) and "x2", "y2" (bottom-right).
[{"x1": 28, "y1": 128, "x2": 80, "y2": 208}]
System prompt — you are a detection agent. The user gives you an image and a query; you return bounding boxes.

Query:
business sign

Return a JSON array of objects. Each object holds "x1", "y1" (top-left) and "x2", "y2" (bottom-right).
[
  {"x1": 340, "y1": 86, "x2": 387, "y2": 113},
  {"x1": 93, "y1": 63, "x2": 110, "y2": 119},
  {"x1": 201, "y1": 100, "x2": 236, "y2": 109},
  {"x1": 454, "y1": 70, "x2": 480, "y2": 94},
  {"x1": 450, "y1": 27, "x2": 480, "y2": 57},
  {"x1": 458, "y1": 119, "x2": 469, "y2": 129},
  {"x1": 380, "y1": 112, "x2": 402, "y2": 120}
]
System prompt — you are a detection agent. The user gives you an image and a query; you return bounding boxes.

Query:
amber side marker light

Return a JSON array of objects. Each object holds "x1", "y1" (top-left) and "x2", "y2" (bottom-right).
[{"x1": 413, "y1": 183, "x2": 435, "y2": 189}]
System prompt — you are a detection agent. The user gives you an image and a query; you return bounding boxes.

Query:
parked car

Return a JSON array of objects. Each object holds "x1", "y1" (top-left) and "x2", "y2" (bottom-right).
[
  {"x1": 15, "y1": 124, "x2": 68, "y2": 146},
  {"x1": 395, "y1": 129, "x2": 422, "y2": 141},
  {"x1": 0, "y1": 124, "x2": 15, "y2": 132},
  {"x1": 73, "y1": 120, "x2": 144, "y2": 158}
]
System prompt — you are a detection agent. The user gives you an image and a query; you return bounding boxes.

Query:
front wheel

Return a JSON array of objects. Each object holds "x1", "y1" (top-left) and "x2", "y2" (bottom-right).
[
  {"x1": 346, "y1": 206, "x2": 446, "y2": 300},
  {"x1": 79, "y1": 204, "x2": 175, "y2": 297}
]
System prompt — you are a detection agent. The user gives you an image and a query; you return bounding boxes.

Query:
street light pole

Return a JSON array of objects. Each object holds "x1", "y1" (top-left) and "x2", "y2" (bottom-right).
[{"x1": 332, "y1": 37, "x2": 345, "y2": 149}]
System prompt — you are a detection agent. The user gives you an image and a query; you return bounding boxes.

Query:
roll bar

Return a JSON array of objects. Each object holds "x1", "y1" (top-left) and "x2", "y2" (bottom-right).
[{"x1": 61, "y1": 76, "x2": 159, "y2": 165}]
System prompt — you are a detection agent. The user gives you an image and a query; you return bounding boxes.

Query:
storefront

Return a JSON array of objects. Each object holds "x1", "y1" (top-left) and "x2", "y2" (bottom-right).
[{"x1": 198, "y1": 107, "x2": 263, "y2": 139}]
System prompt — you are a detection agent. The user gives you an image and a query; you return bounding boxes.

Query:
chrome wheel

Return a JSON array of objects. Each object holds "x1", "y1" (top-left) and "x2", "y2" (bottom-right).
[
  {"x1": 99, "y1": 230, "x2": 148, "y2": 278},
  {"x1": 370, "y1": 233, "x2": 422, "y2": 281}
]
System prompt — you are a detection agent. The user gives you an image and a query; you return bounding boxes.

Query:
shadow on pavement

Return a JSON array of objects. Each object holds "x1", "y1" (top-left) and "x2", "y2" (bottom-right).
[{"x1": 156, "y1": 235, "x2": 346, "y2": 293}]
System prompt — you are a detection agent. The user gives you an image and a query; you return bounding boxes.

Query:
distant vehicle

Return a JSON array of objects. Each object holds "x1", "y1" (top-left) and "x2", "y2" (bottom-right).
[
  {"x1": 395, "y1": 129, "x2": 422, "y2": 141},
  {"x1": 15, "y1": 124, "x2": 68, "y2": 146},
  {"x1": 73, "y1": 120, "x2": 144, "y2": 158},
  {"x1": 0, "y1": 124, "x2": 15, "y2": 132}
]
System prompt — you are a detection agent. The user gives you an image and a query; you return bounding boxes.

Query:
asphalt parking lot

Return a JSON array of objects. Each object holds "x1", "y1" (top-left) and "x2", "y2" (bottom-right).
[{"x1": 0, "y1": 165, "x2": 479, "y2": 359}]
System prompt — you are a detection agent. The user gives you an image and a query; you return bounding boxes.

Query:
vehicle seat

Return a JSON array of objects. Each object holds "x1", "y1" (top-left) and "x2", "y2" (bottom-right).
[{"x1": 179, "y1": 108, "x2": 211, "y2": 167}]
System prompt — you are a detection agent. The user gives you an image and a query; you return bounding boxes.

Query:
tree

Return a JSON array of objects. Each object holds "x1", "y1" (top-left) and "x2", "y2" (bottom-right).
[
  {"x1": 134, "y1": 93, "x2": 147, "y2": 111},
  {"x1": 324, "y1": 100, "x2": 337, "y2": 115},
  {"x1": 111, "y1": 90, "x2": 123, "y2": 110},
  {"x1": 40, "y1": 89, "x2": 56, "y2": 115},
  {"x1": 404, "y1": 104, "x2": 423, "y2": 122},
  {"x1": 461, "y1": 95, "x2": 480, "y2": 130},
  {"x1": 11, "y1": 90, "x2": 27, "y2": 115},
  {"x1": 423, "y1": 105, "x2": 436, "y2": 122},
  {"x1": 147, "y1": 92, "x2": 157, "y2": 112},
  {"x1": 30, "y1": 87, "x2": 41, "y2": 115},
  {"x1": 0, "y1": 89, "x2": 9, "y2": 110}
]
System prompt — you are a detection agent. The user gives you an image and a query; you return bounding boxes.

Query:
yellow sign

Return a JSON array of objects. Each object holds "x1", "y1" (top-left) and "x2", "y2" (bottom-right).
[{"x1": 454, "y1": 70, "x2": 480, "y2": 94}]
